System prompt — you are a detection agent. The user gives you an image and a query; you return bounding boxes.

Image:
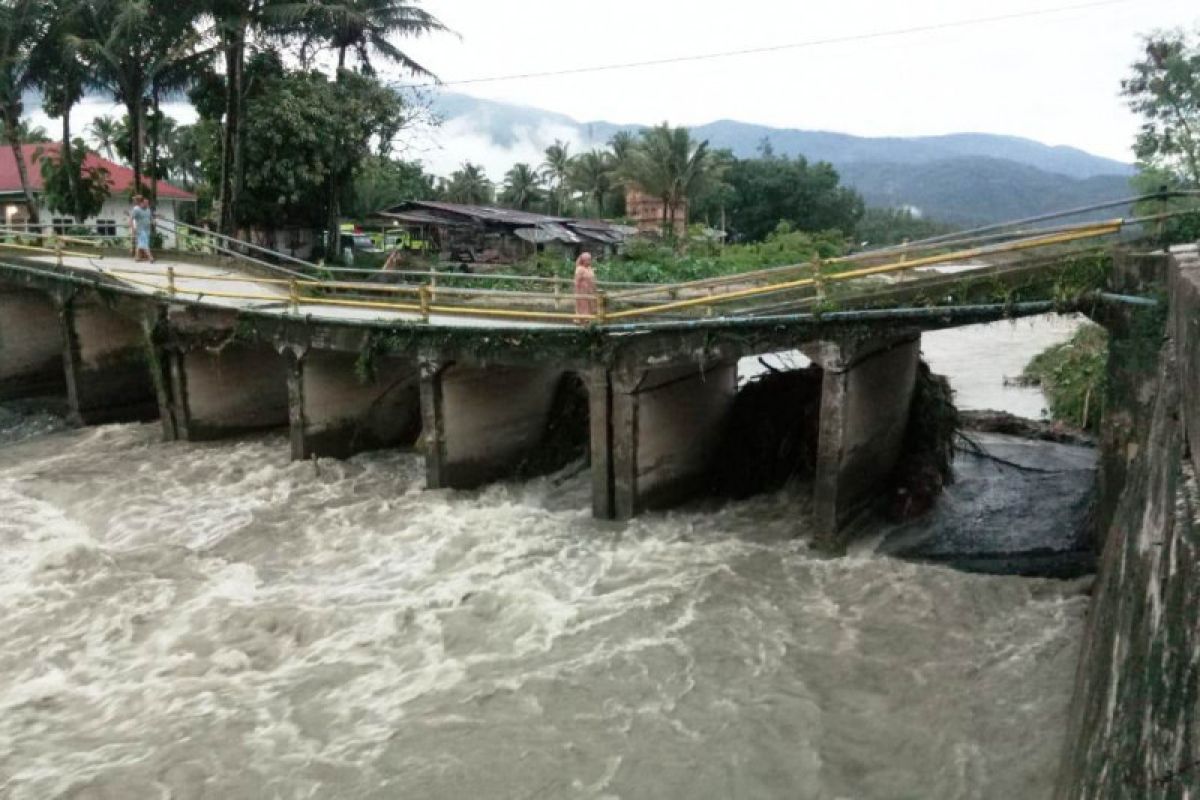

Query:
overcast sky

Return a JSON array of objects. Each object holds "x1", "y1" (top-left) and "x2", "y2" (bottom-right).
[
  {"x1": 390, "y1": 0, "x2": 1196, "y2": 162},
  {"x1": 25, "y1": 0, "x2": 1197, "y2": 170}
]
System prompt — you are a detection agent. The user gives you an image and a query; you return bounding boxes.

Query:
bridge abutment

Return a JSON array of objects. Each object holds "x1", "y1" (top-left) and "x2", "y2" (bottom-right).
[
  {"x1": 286, "y1": 348, "x2": 421, "y2": 460},
  {"x1": 59, "y1": 299, "x2": 158, "y2": 425},
  {"x1": 420, "y1": 360, "x2": 564, "y2": 489},
  {"x1": 808, "y1": 335, "x2": 921, "y2": 551},
  {"x1": 0, "y1": 286, "x2": 66, "y2": 400},
  {"x1": 166, "y1": 344, "x2": 290, "y2": 440},
  {"x1": 604, "y1": 361, "x2": 739, "y2": 519}
]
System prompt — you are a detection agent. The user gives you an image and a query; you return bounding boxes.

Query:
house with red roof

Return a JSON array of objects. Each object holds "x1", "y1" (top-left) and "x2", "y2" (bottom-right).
[{"x1": 0, "y1": 144, "x2": 196, "y2": 246}]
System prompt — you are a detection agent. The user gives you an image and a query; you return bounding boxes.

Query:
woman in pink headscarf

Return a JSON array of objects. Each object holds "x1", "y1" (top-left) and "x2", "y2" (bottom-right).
[{"x1": 574, "y1": 251, "x2": 597, "y2": 322}]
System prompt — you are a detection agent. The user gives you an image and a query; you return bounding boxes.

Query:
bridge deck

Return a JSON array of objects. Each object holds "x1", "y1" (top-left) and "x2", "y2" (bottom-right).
[{"x1": 27, "y1": 253, "x2": 573, "y2": 330}]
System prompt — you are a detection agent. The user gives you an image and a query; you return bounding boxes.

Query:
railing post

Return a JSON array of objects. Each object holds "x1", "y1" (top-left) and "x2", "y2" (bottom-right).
[
  {"x1": 419, "y1": 284, "x2": 431, "y2": 321},
  {"x1": 812, "y1": 255, "x2": 825, "y2": 303},
  {"x1": 289, "y1": 279, "x2": 300, "y2": 314},
  {"x1": 595, "y1": 290, "x2": 607, "y2": 324},
  {"x1": 167, "y1": 266, "x2": 176, "y2": 298}
]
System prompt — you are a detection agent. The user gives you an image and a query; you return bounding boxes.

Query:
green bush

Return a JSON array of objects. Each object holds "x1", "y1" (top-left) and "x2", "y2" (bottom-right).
[{"x1": 1020, "y1": 323, "x2": 1109, "y2": 431}]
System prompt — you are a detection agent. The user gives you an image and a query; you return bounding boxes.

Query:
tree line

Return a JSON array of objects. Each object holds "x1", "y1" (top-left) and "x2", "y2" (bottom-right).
[
  {"x1": 439, "y1": 133, "x2": 877, "y2": 245},
  {"x1": 0, "y1": 0, "x2": 446, "y2": 254}
]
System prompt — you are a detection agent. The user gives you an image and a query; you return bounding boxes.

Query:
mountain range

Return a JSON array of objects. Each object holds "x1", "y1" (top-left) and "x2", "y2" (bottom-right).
[{"x1": 431, "y1": 92, "x2": 1137, "y2": 226}]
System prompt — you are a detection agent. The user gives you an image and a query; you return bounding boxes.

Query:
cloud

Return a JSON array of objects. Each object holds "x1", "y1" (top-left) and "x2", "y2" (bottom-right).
[{"x1": 411, "y1": 114, "x2": 588, "y2": 180}]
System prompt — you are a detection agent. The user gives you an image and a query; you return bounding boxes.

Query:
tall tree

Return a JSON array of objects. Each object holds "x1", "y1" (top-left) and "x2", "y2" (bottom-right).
[
  {"x1": 569, "y1": 150, "x2": 614, "y2": 216},
  {"x1": 32, "y1": 0, "x2": 90, "y2": 221},
  {"x1": 87, "y1": 114, "x2": 121, "y2": 160},
  {"x1": 723, "y1": 152, "x2": 863, "y2": 242},
  {"x1": 0, "y1": 0, "x2": 49, "y2": 226},
  {"x1": 540, "y1": 139, "x2": 570, "y2": 214},
  {"x1": 344, "y1": 153, "x2": 433, "y2": 218},
  {"x1": 281, "y1": 0, "x2": 446, "y2": 73},
  {"x1": 624, "y1": 123, "x2": 718, "y2": 237},
  {"x1": 204, "y1": 0, "x2": 291, "y2": 235},
  {"x1": 72, "y1": 0, "x2": 204, "y2": 204},
  {"x1": 1123, "y1": 31, "x2": 1200, "y2": 186},
  {"x1": 499, "y1": 162, "x2": 543, "y2": 210},
  {"x1": 282, "y1": 0, "x2": 447, "y2": 255},
  {"x1": 440, "y1": 162, "x2": 492, "y2": 205}
]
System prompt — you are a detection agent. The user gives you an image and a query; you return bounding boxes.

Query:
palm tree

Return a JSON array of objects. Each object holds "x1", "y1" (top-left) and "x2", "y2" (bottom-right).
[
  {"x1": 608, "y1": 130, "x2": 636, "y2": 174},
  {"x1": 87, "y1": 115, "x2": 120, "y2": 161},
  {"x1": 16, "y1": 120, "x2": 51, "y2": 144},
  {"x1": 202, "y1": 0, "x2": 266, "y2": 234},
  {"x1": 0, "y1": 0, "x2": 49, "y2": 226},
  {"x1": 280, "y1": 0, "x2": 447, "y2": 73},
  {"x1": 540, "y1": 139, "x2": 570, "y2": 214},
  {"x1": 499, "y1": 163, "x2": 543, "y2": 210},
  {"x1": 31, "y1": 0, "x2": 91, "y2": 220},
  {"x1": 71, "y1": 0, "x2": 204, "y2": 203},
  {"x1": 626, "y1": 123, "x2": 716, "y2": 238},
  {"x1": 278, "y1": 0, "x2": 448, "y2": 257},
  {"x1": 441, "y1": 162, "x2": 492, "y2": 205},
  {"x1": 569, "y1": 150, "x2": 614, "y2": 216}
]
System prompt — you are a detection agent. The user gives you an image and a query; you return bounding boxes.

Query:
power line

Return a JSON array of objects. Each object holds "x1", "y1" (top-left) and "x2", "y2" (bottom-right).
[{"x1": 393, "y1": 0, "x2": 1135, "y2": 89}]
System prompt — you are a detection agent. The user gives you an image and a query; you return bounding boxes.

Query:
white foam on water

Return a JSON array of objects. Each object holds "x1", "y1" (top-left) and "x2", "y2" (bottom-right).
[{"x1": 0, "y1": 314, "x2": 1090, "y2": 798}]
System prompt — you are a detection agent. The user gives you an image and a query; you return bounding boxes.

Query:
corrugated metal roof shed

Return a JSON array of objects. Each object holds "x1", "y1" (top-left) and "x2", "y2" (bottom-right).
[{"x1": 378, "y1": 200, "x2": 634, "y2": 247}]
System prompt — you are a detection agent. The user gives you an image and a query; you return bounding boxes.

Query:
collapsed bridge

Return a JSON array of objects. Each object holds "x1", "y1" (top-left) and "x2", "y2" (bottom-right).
[{"x1": 0, "y1": 202, "x2": 1177, "y2": 550}]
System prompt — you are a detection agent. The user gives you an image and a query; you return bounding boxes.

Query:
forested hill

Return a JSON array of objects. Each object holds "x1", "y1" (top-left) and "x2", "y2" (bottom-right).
[
  {"x1": 433, "y1": 92, "x2": 1136, "y2": 225},
  {"x1": 836, "y1": 158, "x2": 1133, "y2": 225}
]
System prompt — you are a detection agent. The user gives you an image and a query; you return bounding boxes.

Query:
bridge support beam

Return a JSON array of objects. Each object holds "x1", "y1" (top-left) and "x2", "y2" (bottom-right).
[
  {"x1": 603, "y1": 361, "x2": 738, "y2": 520},
  {"x1": 59, "y1": 299, "x2": 157, "y2": 425},
  {"x1": 165, "y1": 344, "x2": 289, "y2": 440},
  {"x1": 809, "y1": 335, "x2": 921, "y2": 551},
  {"x1": 420, "y1": 360, "x2": 563, "y2": 488},
  {"x1": 0, "y1": 286, "x2": 66, "y2": 400},
  {"x1": 285, "y1": 348, "x2": 421, "y2": 460}
]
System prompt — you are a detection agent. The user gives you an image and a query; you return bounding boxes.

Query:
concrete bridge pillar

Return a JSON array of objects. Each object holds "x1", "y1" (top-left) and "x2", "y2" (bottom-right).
[
  {"x1": 165, "y1": 343, "x2": 290, "y2": 440},
  {"x1": 58, "y1": 298, "x2": 158, "y2": 425},
  {"x1": 807, "y1": 334, "x2": 921, "y2": 551},
  {"x1": 0, "y1": 286, "x2": 64, "y2": 400},
  {"x1": 285, "y1": 347, "x2": 421, "y2": 460},
  {"x1": 420, "y1": 358, "x2": 564, "y2": 488},
  {"x1": 602, "y1": 360, "x2": 739, "y2": 520}
]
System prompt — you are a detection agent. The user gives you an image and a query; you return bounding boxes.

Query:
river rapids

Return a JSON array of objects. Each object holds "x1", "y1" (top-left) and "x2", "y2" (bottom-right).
[{"x1": 0, "y1": 316, "x2": 1089, "y2": 799}]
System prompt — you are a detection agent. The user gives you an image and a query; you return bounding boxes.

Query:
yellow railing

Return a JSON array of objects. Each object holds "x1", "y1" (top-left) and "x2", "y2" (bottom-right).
[{"x1": 1, "y1": 216, "x2": 1128, "y2": 326}]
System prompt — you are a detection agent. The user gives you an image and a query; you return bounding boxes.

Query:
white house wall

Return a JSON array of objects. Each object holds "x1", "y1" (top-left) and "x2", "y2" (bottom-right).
[{"x1": 39, "y1": 197, "x2": 182, "y2": 247}]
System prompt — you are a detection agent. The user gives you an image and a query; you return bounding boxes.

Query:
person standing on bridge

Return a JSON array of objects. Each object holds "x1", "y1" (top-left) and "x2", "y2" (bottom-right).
[
  {"x1": 129, "y1": 195, "x2": 155, "y2": 263},
  {"x1": 574, "y1": 251, "x2": 597, "y2": 322}
]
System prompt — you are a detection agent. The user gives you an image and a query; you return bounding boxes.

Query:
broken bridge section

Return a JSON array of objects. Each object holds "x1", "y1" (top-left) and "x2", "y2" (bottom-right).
[{"x1": 0, "y1": 258, "x2": 979, "y2": 553}]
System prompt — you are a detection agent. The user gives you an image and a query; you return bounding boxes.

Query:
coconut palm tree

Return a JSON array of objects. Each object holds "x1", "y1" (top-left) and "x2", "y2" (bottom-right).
[
  {"x1": 16, "y1": 120, "x2": 51, "y2": 144},
  {"x1": 500, "y1": 163, "x2": 543, "y2": 211},
  {"x1": 608, "y1": 130, "x2": 636, "y2": 174},
  {"x1": 0, "y1": 0, "x2": 49, "y2": 225},
  {"x1": 31, "y1": 0, "x2": 91, "y2": 220},
  {"x1": 441, "y1": 162, "x2": 492, "y2": 205},
  {"x1": 279, "y1": 0, "x2": 447, "y2": 74},
  {"x1": 626, "y1": 123, "x2": 716, "y2": 238},
  {"x1": 540, "y1": 139, "x2": 570, "y2": 215},
  {"x1": 569, "y1": 150, "x2": 614, "y2": 217},
  {"x1": 87, "y1": 115, "x2": 120, "y2": 161},
  {"x1": 71, "y1": 0, "x2": 204, "y2": 203}
]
